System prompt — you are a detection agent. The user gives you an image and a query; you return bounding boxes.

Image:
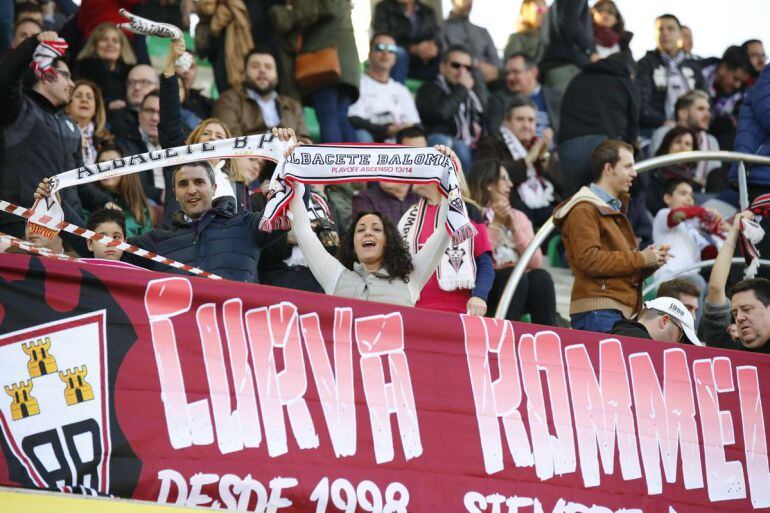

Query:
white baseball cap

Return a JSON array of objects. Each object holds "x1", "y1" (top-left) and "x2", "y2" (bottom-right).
[{"x1": 643, "y1": 297, "x2": 702, "y2": 346}]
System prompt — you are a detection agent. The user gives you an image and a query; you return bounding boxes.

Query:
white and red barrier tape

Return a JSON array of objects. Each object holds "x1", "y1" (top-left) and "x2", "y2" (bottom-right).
[
  {"x1": 0, "y1": 231, "x2": 78, "y2": 262},
  {"x1": 0, "y1": 199, "x2": 223, "y2": 280}
]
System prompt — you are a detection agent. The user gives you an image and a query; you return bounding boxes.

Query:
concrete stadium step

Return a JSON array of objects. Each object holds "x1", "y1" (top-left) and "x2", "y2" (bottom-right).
[{"x1": 542, "y1": 261, "x2": 574, "y2": 320}]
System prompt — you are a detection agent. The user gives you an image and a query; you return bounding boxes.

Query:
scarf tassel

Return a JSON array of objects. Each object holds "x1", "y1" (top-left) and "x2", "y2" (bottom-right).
[{"x1": 450, "y1": 223, "x2": 478, "y2": 246}]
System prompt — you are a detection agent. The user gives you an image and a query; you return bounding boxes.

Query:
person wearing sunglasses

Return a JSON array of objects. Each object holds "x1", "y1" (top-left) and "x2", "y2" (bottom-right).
[
  {"x1": 348, "y1": 32, "x2": 421, "y2": 144},
  {"x1": 609, "y1": 297, "x2": 702, "y2": 345},
  {"x1": 416, "y1": 44, "x2": 484, "y2": 173}
]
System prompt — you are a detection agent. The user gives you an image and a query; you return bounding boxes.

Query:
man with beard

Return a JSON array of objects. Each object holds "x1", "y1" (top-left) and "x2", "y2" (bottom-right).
[{"x1": 213, "y1": 46, "x2": 310, "y2": 142}]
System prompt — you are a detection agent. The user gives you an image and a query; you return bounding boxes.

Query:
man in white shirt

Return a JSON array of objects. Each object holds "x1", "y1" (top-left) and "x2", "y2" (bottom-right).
[{"x1": 348, "y1": 33, "x2": 421, "y2": 143}]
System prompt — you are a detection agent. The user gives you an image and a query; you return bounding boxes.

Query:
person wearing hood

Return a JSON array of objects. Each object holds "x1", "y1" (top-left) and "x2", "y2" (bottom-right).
[
  {"x1": 609, "y1": 297, "x2": 701, "y2": 345},
  {"x1": 553, "y1": 140, "x2": 670, "y2": 333},
  {"x1": 556, "y1": 53, "x2": 638, "y2": 196}
]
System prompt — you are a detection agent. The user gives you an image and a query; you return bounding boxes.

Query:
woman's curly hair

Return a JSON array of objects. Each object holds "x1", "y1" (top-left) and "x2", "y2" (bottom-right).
[{"x1": 337, "y1": 211, "x2": 414, "y2": 283}]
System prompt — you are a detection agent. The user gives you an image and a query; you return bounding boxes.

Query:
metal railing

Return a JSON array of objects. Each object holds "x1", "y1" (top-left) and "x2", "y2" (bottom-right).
[
  {"x1": 494, "y1": 151, "x2": 770, "y2": 319},
  {"x1": 642, "y1": 259, "x2": 770, "y2": 295}
]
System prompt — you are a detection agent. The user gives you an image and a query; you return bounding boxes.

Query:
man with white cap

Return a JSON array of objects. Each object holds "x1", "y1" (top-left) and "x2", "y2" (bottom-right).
[{"x1": 609, "y1": 296, "x2": 702, "y2": 345}]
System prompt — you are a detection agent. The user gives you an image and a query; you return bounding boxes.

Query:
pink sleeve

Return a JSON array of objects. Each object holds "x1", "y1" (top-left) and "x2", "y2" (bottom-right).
[
  {"x1": 511, "y1": 210, "x2": 543, "y2": 269},
  {"x1": 472, "y1": 221, "x2": 493, "y2": 256}
]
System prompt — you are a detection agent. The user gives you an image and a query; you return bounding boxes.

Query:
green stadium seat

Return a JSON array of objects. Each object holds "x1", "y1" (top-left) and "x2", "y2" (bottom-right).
[
  {"x1": 547, "y1": 234, "x2": 565, "y2": 268},
  {"x1": 643, "y1": 277, "x2": 657, "y2": 302},
  {"x1": 519, "y1": 313, "x2": 532, "y2": 323},
  {"x1": 304, "y1": 107, "x2": 321, "y2": 143},
  {"x1": 406, "y1": 78, "x2": 424, "y2": 94}
]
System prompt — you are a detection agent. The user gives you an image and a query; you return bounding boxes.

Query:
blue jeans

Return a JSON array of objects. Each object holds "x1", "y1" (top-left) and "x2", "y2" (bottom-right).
[
  {"x1": 557, "y1": 134, "x2": 608, "y2": 196},
  {"x1": 571, "y1": 309, "x2": 623, "y2": 334},
  {"x1": 390, "y1": 46, "x2": 409, "y2": 84},
  {"x1": 426, "y1": 134, "x2": 472, "y2": 174},
  {"x1": 355, "y1": 128, "x2": 375, "y2": 143},
  {"x1": 310, "y1": 85, "x2": 358, "y2": 143}
]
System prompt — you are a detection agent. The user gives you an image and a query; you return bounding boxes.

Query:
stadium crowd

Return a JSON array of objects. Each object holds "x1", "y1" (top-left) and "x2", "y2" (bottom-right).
[{"x1": 2, "y1": 0, "x2": 770, "y2": 354}]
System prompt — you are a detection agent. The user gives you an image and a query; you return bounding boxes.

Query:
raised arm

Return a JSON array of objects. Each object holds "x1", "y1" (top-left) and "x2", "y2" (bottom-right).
[
  {"x1": 159, "y1": 38, "x2": 187, "y2": 149},
  {"x1": 411, "y1": 197, "x2": 451, "y2": 289},
  {"x1": 706, "y1": 212, "x2": 749, "y2": 305},
  {"x1": 289, "y1": 184, "x2": 346, "y2": 294}
]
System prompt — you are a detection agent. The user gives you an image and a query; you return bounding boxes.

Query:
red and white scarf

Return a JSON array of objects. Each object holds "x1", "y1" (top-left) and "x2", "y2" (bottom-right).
[
  {"x1": 399, "y1": 198, "x2": 476, "y2": 290},
  {"x1": 262, "y1": 144, "x2": 476, "y2": 244},
  {"x1": 741, "y1": 193, "x2": 770, "y2": 278}
]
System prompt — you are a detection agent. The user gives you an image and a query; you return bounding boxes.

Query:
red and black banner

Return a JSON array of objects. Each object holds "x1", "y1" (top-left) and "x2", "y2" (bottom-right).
[{"x1": 1, "y1": 254, "x2": 769, "y2": 512}]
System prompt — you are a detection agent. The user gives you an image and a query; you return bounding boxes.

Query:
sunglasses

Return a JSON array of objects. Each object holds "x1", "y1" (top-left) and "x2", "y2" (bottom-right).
[
  {"x1": 449, "y1": 61, "x2": 473, "y2": 71},
  {"x1": 372, "y1": 43, "x2": 398, "y2": 54}
]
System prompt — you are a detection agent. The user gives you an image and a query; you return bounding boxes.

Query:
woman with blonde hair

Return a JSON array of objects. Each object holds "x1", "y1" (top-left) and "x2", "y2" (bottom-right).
[
  {"x1": 65, "y1": 80, "x2": 113, "y2": 165},
  {"x1": 504, "y1": 0, "x2": 548, "y2": 63},
  {"x1": 74, "y1": 23, "x2": 138, "y2": 109},
  {"x1": 158, "y1": 38, "x2": 250, "y2": 226}
]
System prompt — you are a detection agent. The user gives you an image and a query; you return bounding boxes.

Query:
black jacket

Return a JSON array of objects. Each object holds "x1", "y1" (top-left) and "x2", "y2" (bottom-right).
[
  {"x1": 609, "y1": 318, "x2": 652, "y2": 339},
  {"x1": 115, "y1": 130, "x2": 165, "y2": 206},
  {"x1": 558, "y1": 55, "x2": 638, "y2": 143},
  {"x1": 372, "y1": 0, "x2": 440, "y2": 48},
  {"x1": 0, "y1": 36, "x2": 112, "y2": 237},
  {"x1": 72, "y1": 57, "x2": 129, "y2": 105},
  {"x1": 541, "y1": 0, "x2": 596, "y2": 69},
  {"x1": 636, "y1": 50, "x2": 704, "y2": 129},
  {"x1": 416, "y1": 78, "x2": 485, "y2": 138}
]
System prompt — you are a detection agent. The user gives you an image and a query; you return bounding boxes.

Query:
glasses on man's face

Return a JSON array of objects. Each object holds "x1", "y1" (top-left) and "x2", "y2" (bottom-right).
[
  {"x1": 372, "y1": 43, "x2": 398, "y2": 54},
  {"x1": 141, "y1": 107, "x2": 160, "y2": 117},
  {"x1": 55, "y1": 69, "x2": 71, "y2": 81},
  {"x1": 658, "y1": 311, "x2": 686, "y2": 342},
  {"x1": 127, "y1": 79, "x2": 158, "y2": 88},
  {"x1": 449, "y1": 61, "x2": 472, "y2": 71}
]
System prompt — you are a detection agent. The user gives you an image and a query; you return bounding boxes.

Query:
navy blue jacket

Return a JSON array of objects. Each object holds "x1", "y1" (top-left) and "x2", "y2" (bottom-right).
[
  {"x1": 731, "y1": 63, "x2": 770, "y2": 186},
  {"x1": 129, "y1": 198, "x2": 283, "y2": 282}
]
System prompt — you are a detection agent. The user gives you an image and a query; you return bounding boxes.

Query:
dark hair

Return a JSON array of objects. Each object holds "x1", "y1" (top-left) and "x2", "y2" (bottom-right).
[
  {"x1": 674, "y1": 90, "x2": 710, "y2": 120},
  {"x1": 658, "y1": 278, "x2": 701, "y2": 300},
  {"x1": 729, "y1": 278, "x2": 770, "y2": 305},
  {"x1": 337, "y1": 211, "x2": 414, "y2": 283},
  {"x1": 505, "y1": 52, "x2": 536, "y2": 70},
  {"x1": 442, "y1": 44, "x2": 472, "y2": 63},
  {"x1": 656, "y1": 126, "x2": 698, "y2": 157},
  {"x1": 243, "y1": 45, "x2": 277, "y2": 68},
  {"x1": 14, "y1": 2, "x2": 42, "y2": 21},
  {"x1": 370, "y1": 32, "x2": 396, "y2": 46},
  {"x1": 140, "y1": 89, "x2": 160, "y2": 109},
  {"x1": 24, "y1": 56, "x2": 67, "y2": 89},
  {"x1": 742, "y1": 39, "x2": 763, "y2": 51},
  {"x1": 468, "y1": 159, "x2": 505, "y2": 207},
  {"x1": 172, "y1": 161, "x2": 216, "y2": 188},
  {"x1": 656, "y1": 13, "x2": 682, "y2": 28},
  {"x1": 662, "y1": 177, "x2": 693, "y2": 197},
  {"x1": 396, "y1": 125, "x2": 427, "y2": 145},
  {"x1": 86, "y1": 208, "x2": 127, "y2": 236},
  {"x1": 504, "y1": 95, "x2": 537, "y2": 119},
  {"x1": 720, "y1": 45, "x2": 753, "y2": 74},
  {"x1": 593, "y1": 0, "x2": 626, "y2": 34},
  {"x1": 589, "y1": 140, "x2": 634, "y2": 183},
  {"x1": 13, "y1": 17, "x2": 42, "y2": 34},
  {"x1": 96, "y1": 146, "x2": 154, "y2": 226}
]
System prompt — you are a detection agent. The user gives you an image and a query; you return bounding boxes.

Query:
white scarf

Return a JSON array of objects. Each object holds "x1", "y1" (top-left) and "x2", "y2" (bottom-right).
[
  {"x1": 263, "y1": 144, "x2": 476, "y2": 244},
  {"x1": 399, "y1": 198, "x2": 476, "y2": 291},
  {"x1": 30, "y1": 133, "x2": 289, "y2": 230},
  {"x1": 117, "y1": 9, "x2": 193, "y2": 72},
  {"x1": 500, "y1": 126, "x2": 554, "y2": 210},
  {"x1": 79, "y1": 122, "x2": 96, "y2": 165},
  {"x1": 661, "y1": 51, "x2": 690, "y2": 121}
]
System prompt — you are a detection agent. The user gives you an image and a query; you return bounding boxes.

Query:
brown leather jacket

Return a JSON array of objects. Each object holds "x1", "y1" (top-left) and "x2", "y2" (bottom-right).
[
  {"x1": 212, "y1": 87, "x2": 312, "y2": 142},
  {"x1": 553, "y1": 186, "x2": 658, "y2": 318}
]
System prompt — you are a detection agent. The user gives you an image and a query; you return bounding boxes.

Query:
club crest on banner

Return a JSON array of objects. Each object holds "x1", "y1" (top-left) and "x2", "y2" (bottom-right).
[{"x1": 0, "y1": 311, "x2": 111, "y2": 496}]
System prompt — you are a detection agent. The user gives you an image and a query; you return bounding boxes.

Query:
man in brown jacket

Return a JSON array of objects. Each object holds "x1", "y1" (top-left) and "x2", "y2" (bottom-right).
[
  {"x1": 212, "y1": 46, "x2": 311, "y2": 142},
  {"x1": 553, "y1": 140, "x2": 671, "y2": 333}
]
